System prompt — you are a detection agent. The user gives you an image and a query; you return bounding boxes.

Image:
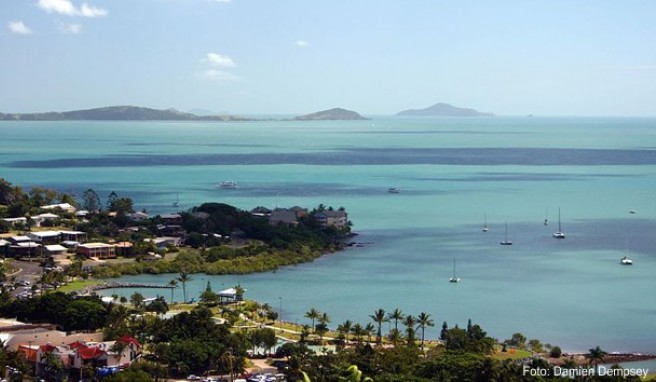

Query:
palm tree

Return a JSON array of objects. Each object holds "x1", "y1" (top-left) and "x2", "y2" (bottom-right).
[
  {"x1": 318, "y1": 312, "x2": 331, "y2": 326},
  {"x1": 586, "y1": 346, "x2": 607, "y2": 370},
  {"x1": 177, "y1": 271, "x2": 192, "y2": 303},
  {"x1": 305, "y1": 307, "x2": 320, "y2": 332},
  {"x1": 417, "y1": 312, "x2": 435, "y2": 351},
  {"x1": 168, "y1": 279, "x2": 178, "y2": 303},
  {"x1": 351, "y1": 323, "x2": 365, "y2": 344},
  {"x1": 387, "y1": 328, "x2": 402, "y2": 347},
  {"x1": 340, "y1": 319, "x2": 353, "y2": 342},
  {"x1": 369, "y1": 308, "x2": 387, "y2": 345},
  {"x1": 40, "y1": 351, "x2": 64, "y2": 381},
  {"x1": 403, "y1": 314, "x2": 417, "y2": 346},
  {"x1": 387, "y1": 308, "x2": 405, "y2": 331},
  {"x1": 364, "y1": 323, "x2": 375, "y2": 344}
]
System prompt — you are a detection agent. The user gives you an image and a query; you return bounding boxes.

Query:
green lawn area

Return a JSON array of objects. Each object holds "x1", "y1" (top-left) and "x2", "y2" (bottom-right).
[
  {"x1": 56, "y1": 279, "x2": 102, "y2": 293},
  {"x1": 492, "y1": 348, "x2": 532, "y2": 360}
]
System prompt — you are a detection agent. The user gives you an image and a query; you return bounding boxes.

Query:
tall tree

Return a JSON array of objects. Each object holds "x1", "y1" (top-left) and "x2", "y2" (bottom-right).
[
  {"x1": 305, "y1": 307, "x2": 320, "y2": 333},
  {"x1": 417, "y1": 312, "x2": 435, "y2": 351},
  {"x1": 107, "y1": 191, "x2": 119, "y2": 211},
  {"x1": 369, "y1": 308, "x2": 387, "y2": 346},
  {"x1": 177, "y1": 272, "x2": 192, "y2": 303},
  {"x1": 82, "y1": 188, "x2": 101, "y2": 212},
  {"x1": 586, "y1": 346, "x2": 607, "y2": 370},
  {"x1": 168, "y1": 279, "x2": 178, "y2": 303},
  {"x1": 387, "y1": 308, "x2": 405, "y2": 331},
  {"x1": 403, "y1": 314, "x2": 417, "y2": 346}
]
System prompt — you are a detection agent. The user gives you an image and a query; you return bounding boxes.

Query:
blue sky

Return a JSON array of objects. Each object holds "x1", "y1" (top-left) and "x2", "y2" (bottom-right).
[{"x1": 2, "y1": 0, "x2": 656, "y2": 116}]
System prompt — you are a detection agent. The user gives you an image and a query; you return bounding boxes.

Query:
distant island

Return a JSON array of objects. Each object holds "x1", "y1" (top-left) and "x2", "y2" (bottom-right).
[
  {"x1": 0, "y1": 105, "x2": 371, "y2": 122},
  {"x1": 397, "y1": 102, "x2": 493, "y2": 117},
  {"x1": 0, "y1": 106, "x2": 254, "y2": 121},
  {"x1": 293, "y1": 107, "x2": 369, "y2": 121}
]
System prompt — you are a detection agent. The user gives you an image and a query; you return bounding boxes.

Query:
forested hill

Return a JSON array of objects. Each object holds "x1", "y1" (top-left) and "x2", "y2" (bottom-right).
[
  {"x1": 293, "y1": 108, "x2": 369, "y2": 120},
  {"x1": 0, "y1": 106, "x2": 253, "y2": 121}
]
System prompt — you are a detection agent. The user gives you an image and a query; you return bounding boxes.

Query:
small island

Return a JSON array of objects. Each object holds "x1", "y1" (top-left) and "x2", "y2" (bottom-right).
[
  {"x1": 293, "y1": 107, "x2": 369, "y2": 121},
  {"x1": 0, "y1": 105, "x2": 254, "y2": 121},
  {"x1": 397, "y1": 102, "x2": 493, "y2": 117}
]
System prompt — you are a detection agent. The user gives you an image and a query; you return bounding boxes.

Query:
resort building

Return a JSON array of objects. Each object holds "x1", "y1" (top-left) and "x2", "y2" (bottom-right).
[
  {"x1": 59, "y1": 230, "x2": 87, "y2": 244},
  {"x1": 40, "y1": 203, "x2": 77, "y2": 213},
  {"x1": 2, "y1": 217, "x2": 27, "y2": 226},
  {"x1": 28, "y1": 231, "x2": 61, "y2": 244},
  {"x1": 269, "y1": 208, "x2": 299, "y2": 227},
  {"x1": 251, "y1": 206, "x2": 272, "y2": 217},
  {"x1": 76, "y1": 242, "x2": 116, "y2": 259},
  {"x1": 34, "y1": 336, "x2": 141, "y2": 381},
  {"x1": 314, "y1": 210, "x2": 348, "y2": 229},
  {"x1": 32, "y1": 213, "x2": 60, "y2": 227},
  {"x1": 0, "y1": 319, "x2": 103, "y2": 351},
  {"x1": 44, "y1": 244, "x2": 68, "y2": 257}
]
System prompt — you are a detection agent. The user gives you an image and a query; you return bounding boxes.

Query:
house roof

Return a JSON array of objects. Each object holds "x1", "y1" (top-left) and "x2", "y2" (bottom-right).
[
  {"x1": 45, "y1": 245, "x2": 67, "y2": 252},
  {"x1": 316, "y1": 210, "x2": 347, "y2": 218},
  {"x1": 77, "y1": 346, "x2": 105, "y2": 360},
  {"x1": 218, "y1": 287, "x2": 238, "y2": 297},
  {"x1": 269, "y1": 209, "x2": 298, "y2": 224},
  {"x1": 16, "y1": 242, "x2": 40, "y2": 248},
  {"x1": 29, "y1": 231, "x2": 61, "y2": 238},
  {"x1": 34, "y1": 213, "x2": 59, "y2": 219},
  {"x1": 60, "y1": 230, "x2": 86, "y2": 235},
  {"x1": 41, "y1": 203, "x2": 76, "y2": 212},
  {"x1": 117, "y1": 336, "x2": 141, "y2": 348},
  {"x1": 79, "y1": 242, "x2": 113, "y2": 249}
]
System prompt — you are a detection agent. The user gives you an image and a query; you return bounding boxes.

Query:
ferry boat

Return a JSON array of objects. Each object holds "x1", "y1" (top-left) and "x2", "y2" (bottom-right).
[
  {"x1": 218, "y1": 180, "x2": 238, "y2": 189},
  {"x1": 620, "y1": 256, "x2": 633, "y2": 265}
]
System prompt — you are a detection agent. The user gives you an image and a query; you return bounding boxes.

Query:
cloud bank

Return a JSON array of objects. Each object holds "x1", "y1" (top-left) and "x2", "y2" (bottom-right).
[
  {"x1": 37, "y1": 0, "x2": 108, "y2": 18},
  {"x1": 8, "y1": 21, "x2": 33, "y2": 34}
]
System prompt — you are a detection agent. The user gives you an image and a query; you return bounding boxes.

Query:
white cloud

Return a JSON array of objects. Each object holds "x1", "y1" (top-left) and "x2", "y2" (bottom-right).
[
  {"x1": 37, "y1": 0, "x2": 107, "y2": 18},
  {"x1": 200, "y1": 69, "x2": 240, "y2": 81},
  {"x1": 79, "y1": 3, "x2": 108, "y2": 17},
  {"x1": 204, "y1": 53, "x2": 236, "y2": 68},
  {"x1": 296, "y1": 40, "x2": 308, "y2": 47},
  {"x1": 8, "y1": 21, "x2": 33, "y2": 34},
  {"x1": 59, "y1": 22, "x2": 83, "y2": 34}
]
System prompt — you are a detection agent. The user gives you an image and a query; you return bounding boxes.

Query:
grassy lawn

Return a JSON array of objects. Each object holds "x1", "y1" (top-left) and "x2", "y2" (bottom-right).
[
  {"x1": 57, "y1": 279, "x2": 102, "y2": 293},
  {"x1": 492, "y1": 348, "x2": 533, "y2": 360}
]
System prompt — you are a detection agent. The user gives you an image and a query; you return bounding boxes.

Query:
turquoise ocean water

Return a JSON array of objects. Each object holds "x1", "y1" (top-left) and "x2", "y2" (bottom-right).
[{"x1": 1, "y1": 117, "x2": 655, "y2": 352}]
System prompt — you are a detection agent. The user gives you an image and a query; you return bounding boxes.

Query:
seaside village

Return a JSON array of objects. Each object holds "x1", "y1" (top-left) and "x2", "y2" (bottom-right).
[{"x1": 0, "y1": 201, "x2": 349, "y2": 382}]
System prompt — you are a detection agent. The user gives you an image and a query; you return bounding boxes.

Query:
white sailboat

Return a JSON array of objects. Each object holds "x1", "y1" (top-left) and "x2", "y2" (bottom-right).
[
  {"x1": 172, "y1": 192, "x2": 180, "y2": 207},
  {"x1": 620, "y1": 237, "x2": 633, "y2": 265},
  {"x1": 449, "y1": 258, "x2": 460, "y2": 283},
  {"x1": 499, "y1": 222, "x2": 513, "y2": 245},
  {"x1": 552, "y1": 207, "x2": 565, "y2": 239},
  {"x1": 482, "y1": 213, "x2": 488, "y2": 232}
]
